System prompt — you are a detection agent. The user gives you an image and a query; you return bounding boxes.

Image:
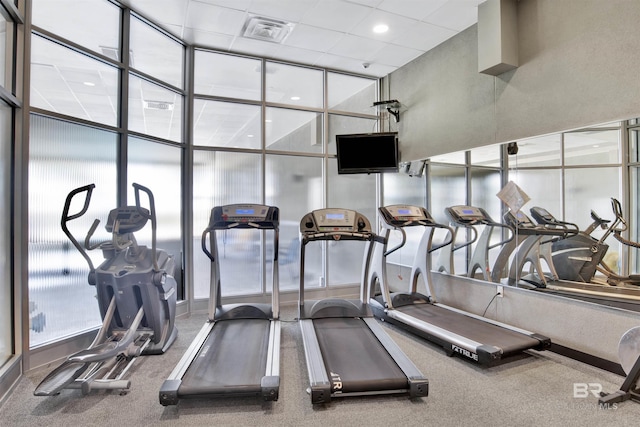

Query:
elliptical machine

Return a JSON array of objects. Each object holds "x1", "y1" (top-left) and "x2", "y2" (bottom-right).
[{"x1": 35, "y1": 183, "x2": 178, "y2": 396}]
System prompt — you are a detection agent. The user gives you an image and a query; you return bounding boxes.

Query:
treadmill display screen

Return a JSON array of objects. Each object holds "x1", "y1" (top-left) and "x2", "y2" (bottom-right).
[
  {"x1": 398, "y1": 209, "x2": 411, "y2": 215},
  {"x1": 462, "y1": 209, "x2": 474, "y2": 214},
  {"x1": 235, "y1": 208, "x2": 255, "y2": 215},
  {"x1": 326, "y1": 213, "x2": 344, "y2": 220}
]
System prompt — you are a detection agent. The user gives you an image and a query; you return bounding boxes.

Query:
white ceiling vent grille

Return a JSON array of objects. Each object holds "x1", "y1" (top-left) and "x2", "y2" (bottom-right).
[
  {"x1": 144, "y1": 100, "x2": 174, "y2": 111},
  {"x1": 242, "y1": 16, "x2": 294, "y2": 44}
]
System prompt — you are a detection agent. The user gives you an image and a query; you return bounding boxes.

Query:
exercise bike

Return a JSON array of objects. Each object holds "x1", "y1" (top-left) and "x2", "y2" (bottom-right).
[{"x1": 34, "y1": 183, "x2": 178, "y2": 396}]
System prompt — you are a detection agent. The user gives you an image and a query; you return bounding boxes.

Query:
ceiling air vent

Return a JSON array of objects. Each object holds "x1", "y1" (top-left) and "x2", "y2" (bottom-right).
[
  {"x1": 242, "y1": 16, "x2": 294, "y2": 44},
  {"x1": 144, "y1": 100, "x2": 174, "y2": 111}
]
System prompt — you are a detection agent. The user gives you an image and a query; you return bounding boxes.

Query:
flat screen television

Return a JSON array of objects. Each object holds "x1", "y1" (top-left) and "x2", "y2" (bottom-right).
[{"x1": 336, "y1": 132, "x2": 399, "y2": 174}]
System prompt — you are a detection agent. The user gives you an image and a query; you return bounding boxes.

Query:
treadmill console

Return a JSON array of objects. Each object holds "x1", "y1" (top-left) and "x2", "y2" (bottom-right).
[
  {"x1": 378, "y1": 205, "x2": 434, "y2": 227},
  {"x1": 446, "y1": 205, "x2": 488, "y2": 225},
  {"x1": 209, "y1": 204, "x2": 279, "y2": 229},
  {"x1": 300, "y1": 208, "x2": 371, "y2": 239},
  {"x1": 529, "y1": 206, "x2": 556, "y2": 225}
]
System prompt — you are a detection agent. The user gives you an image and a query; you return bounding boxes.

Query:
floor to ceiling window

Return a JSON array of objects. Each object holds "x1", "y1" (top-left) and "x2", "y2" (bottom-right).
[
  {"x1": 192, "y1": 50, "x2": 379, "y2": 298},
  {"x1": 28, "y1": 1, "x2": 185, "y2": 348},
  {"x1": 0, "y1": 1, "x2": 21, "y2": 371}
]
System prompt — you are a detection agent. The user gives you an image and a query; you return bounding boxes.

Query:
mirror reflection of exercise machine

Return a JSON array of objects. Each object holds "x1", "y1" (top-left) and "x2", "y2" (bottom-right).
[
  {"x1": 159, "y1": 204, "x2": 281, "y2": 405},
  {"x1": 298, "y1": 208, "x2": 428, "y2": 404},
  {"x1": 599, "y1": 326, "x2": 640, "y2": 407},
  {"x1": 35, "y1": 183, "x2": 178, "y2": 396},
  {"x1": 369, "y1": 205, "x2": 550, "y2": 366},
  {"x1": 529, "y1": 206, "x2": 609, "y2": 284},
  {"x1": 502, "y1": 208, "x2": 640, "y2": 312},
  {"x1": 436, "y1": 205, "x2": 514, "y2": 280}
]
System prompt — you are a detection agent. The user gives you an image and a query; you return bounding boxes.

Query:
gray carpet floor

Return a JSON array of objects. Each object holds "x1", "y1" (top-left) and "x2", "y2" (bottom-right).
[{"x1": 2, "y1": 304, "x2": 639, "y2": 426}]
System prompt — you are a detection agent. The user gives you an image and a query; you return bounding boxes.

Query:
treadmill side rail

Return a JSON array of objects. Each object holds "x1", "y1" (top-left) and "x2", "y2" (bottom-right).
[
  {"x1": 261, "y1": 320, "x2": 281, "y2": 401},
  {"x1": 363, "y1": 318, "x2": 428, "y2": 397},
  {"x1": 299, "y1": 319, "x2": 331, "y2": 404}
]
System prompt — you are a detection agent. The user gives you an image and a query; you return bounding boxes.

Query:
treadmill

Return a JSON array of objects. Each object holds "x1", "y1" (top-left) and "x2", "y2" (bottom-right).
[
  {"x1": 298, "y1": 208, "x2": 428, "y2": 404},
  {"x1": 368, "y1": 204, "x2": 550, "y2": 366},
  {"x1": 159, "y1": 204, "x2": 281, "y2": 405},
  {"x1": 501, "y1": 207, "x2": 640, "y2": 312}
]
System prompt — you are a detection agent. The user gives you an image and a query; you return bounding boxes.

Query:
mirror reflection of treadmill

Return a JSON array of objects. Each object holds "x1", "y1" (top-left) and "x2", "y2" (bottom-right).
[
  {"x1": 298, "y1": 208, "x2": 428, "y2": 404},
  {"x1": 508, "y1": 207, "x2": 640, "y2": 313},
  {"x1": 159, "y1": 204, "x2": 281, "y2": 406},
  {"x1": 369, "y1": 204, "x2": 551, "y2": 366}
]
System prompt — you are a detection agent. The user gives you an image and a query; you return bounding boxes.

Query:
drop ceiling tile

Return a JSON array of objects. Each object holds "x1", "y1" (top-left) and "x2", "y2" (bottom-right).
[
  {"x1": 185, "y1": 2, "x2": 247, "y2": 36},
  {"x1": 182, "y1": 27, "x2": 235, "y2": 50},
  {"x1": 230, "y1": 36, "x2": 284, "y2": 58},
  {"x1": 193, "y1": 0, "x2": 253, "y2": 12},
  {"x1": 371, "y1": 44, "x2": 424, "y2": 67},
  {"x1": 327, "y1": 34, "x2": 387, "y2": 61},
  {"x1": 272, "y1": 45, "x2": 325, "y2": 65},
  {"x1": 346, "y1": 0, "x2": 385, "y2": 7},
  {"x1": 315, "y1": 53, "x2": 395, "y2": 78},
  {"x1": 391, "y1": 20, "x2": 457, "y2": 51},
  {"x1": 247, "y1": 0, "x2": 320, "y2": 23},
  {"x1": 283, "y1": 24, "x2": 344, "y2": 52},
  {"x1": 299, "y1": 1, "x2": 373, "y2": 32},
  {"x1": 423, "y1": 0, "x2": 481, "y2": 31},
  {"x1": 377, "y1": 0, "x2": 448, "y2": 21},
  {"x1": 348, "y1": 8, "x2": 420, "y2": 42}
]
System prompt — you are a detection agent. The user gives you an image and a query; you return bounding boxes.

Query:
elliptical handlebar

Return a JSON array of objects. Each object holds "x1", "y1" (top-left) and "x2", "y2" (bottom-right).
[
  {"x1": 61, "y1": 184, "x2": 96, "y2": 274},
  {"x1": 132, "y1": 183, "x2": 159, "y2": 271}
]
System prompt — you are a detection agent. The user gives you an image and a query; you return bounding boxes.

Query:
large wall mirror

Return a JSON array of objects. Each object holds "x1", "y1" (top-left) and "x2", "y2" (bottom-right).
[{"x1": 387, "y1": 119, "x2": 640, "y2": 310}]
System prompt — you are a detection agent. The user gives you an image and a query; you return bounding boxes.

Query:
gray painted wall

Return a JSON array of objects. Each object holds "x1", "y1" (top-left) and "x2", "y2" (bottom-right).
[{"x1": 386, "y1": 0, "x2": 640, "y2": 162}]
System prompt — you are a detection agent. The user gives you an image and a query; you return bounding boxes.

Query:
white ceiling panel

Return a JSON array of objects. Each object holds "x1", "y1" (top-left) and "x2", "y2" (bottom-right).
[{"x1": 124, "y1": 0, "x2": 481, "y2": 78}]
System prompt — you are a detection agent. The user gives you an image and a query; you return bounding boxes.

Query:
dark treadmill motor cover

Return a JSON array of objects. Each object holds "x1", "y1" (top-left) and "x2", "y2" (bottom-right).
[
  {"x1": 314, "y1": 317, "x2": 407, "y2": 393},
  {"x1": 179, "y1": 319, "x2": 270, "y2": 395}
]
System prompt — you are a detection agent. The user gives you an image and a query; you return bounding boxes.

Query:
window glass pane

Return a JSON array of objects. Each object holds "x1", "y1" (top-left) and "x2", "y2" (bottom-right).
[
  {"x1": 565, "y1": 167, "x2": 621, "y2": 279},
  {"x1": 130, "y1": 15, "x2": 184, "y2": 89},
  {"x1": 127, "y1": 138, "x2": 183, "y2": 299},
  {"x1": 31, "y1": 35, "x2": 119, "y2": 126},
  {"x1": 266, "y1": 62, "x2": 323, "y2": 108},
  {"x1": 630, "y1": 128, "x2": 640, "y2": 164},
  {"x1": 327, "y1": 73, "x2": 376, "y2": 113},
  {"x1": 32, "y1": 0, "x2": 120, "y2": 57},
  {"x1": 0, "y1": 18, "x2": 7, "y2": 87},
  {"x1": 564, "y1": 167, "x2": 620, "y2": 232},
  {"x1": 328, "y1": 114, "x2": 378, "y2": 155},
  {"x1": 129, "y1": 74, "x2": 183, "y2": 142},
  {"x1": 564, "y1": 129, "x2": 620, "y2": 165},
  {"x1": 266, "y1": 154, "x2": 323, "y2": 291},
  {"x1": 429, "y1": 164, "x2": 467, "y2": 273},
  {"x1": 382, "y1": 172, "x2": 426, "y2": 286},
  {"x1": 327, "y1": 159, "x2": 376, "y2": 287},
  {"x1": 630, "y1": 167, "x2": 640, "y2": 274},
  {"x1": 194, "y1": 51, "x2": 261, "y2": 100},
  {"x1": 509, "y1": 134, "x2": 561, "y2": 167},
  {"x1": 194, "y1": 99, "x2": 261, "y2": 149},
  {"x1": 509, "y1": 169, "x2": 561, "y2": 219},
  {"x1": 0, "y1": 103, "x2": 11, "y2": 365},
  {"x1": 266, "y1": 107, "x2": 322, "y2": 153},
  {"x1": 471, "y1": 144, "x2": 501, "y2": 167},
  {"x1": 192, "y1": 150, "x2": 262, "y2": 298},
  {"x1": 29, "y1": 115, "x2": 117, "y2": 347},
  {"x1": 430, "y1": 151, "x2": 466, "y2": 165}
]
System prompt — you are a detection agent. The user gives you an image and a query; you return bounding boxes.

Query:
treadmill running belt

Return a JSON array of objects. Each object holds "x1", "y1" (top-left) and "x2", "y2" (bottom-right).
[
  {"x1": 399, "y1": 304, "x2": 540, "y2": 355},
  {"x1": 179, "y1": 319, "x2": 270, "y2": 395},
  {"x1": 313, "y1": 317, "x2": 407, "y2": 393}
]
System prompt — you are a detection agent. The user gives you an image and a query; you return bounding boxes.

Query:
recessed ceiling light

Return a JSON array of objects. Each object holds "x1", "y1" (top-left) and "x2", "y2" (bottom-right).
[
  {"x1": 247, "y1": 134, "x2": 254, "y2": 138},
  {"x1": 83, "y1": 81, "x2": 95, "y2": 87},
  {"x1": 290, "y1": 96, "x2": 300, "y2": 101},
  {"x1": 373, "y1": 24, "x2": 389, "y2": 34}
]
